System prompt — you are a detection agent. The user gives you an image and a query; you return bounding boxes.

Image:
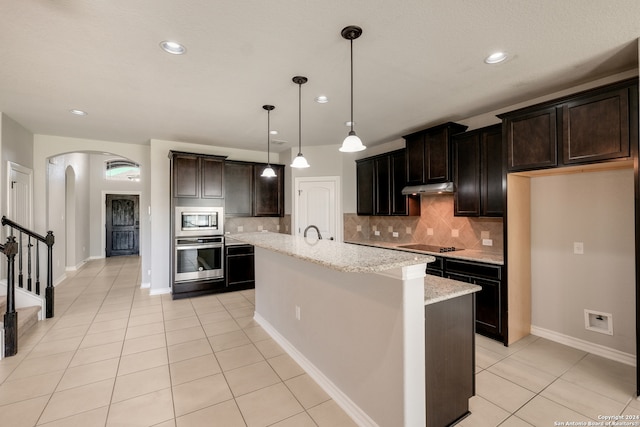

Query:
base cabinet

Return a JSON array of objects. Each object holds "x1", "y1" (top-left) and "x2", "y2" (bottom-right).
[
  {"x1": 425, "y1": 293, "x2": 475, "y2": 427},
  {"x1": 225, "y1": 244, "x2": 255, "y2": 289},
  {"x1": 427, "y1": 256, "x2": 505, "y2": 344}
]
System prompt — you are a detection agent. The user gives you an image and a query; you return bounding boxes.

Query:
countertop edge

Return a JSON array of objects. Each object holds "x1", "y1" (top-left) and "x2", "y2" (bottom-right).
[{"x1": 425, "y1": 275, "x2": 481, "y2": 306}]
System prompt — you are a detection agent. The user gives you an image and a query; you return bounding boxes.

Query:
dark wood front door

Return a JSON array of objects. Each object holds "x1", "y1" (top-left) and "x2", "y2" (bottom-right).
[{"x1": 106, "y1": 194, "x2": 139, "y2": 257}]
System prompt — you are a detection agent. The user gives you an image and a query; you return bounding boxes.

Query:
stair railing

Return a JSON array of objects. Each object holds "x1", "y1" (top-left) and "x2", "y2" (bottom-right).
[{"x1": 1, "y1": 217, "x2": 55, "y2": 318}]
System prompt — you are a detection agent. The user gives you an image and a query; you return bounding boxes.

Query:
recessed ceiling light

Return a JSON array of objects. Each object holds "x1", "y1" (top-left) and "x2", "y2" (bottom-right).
[
  {"x1": 315, "y1": 95, "x2": 329, "y2": 104},
  {"x1": 69, "y1": 109, "x2": 87, "y2": 116},
  {"x1": 484, "y1": 51, "x2": 508, "y2": 64},
  {"x1": 160, "y1": 40, "x2": 186, "y2": 55},
  {"x1": 270, "y1": 130, "x2": 278, "y2": 135}
]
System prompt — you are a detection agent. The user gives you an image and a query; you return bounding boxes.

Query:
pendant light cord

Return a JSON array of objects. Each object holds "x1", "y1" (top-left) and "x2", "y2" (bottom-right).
[
  {"x1": 267, "y1": 109, "x2": 271, "y2": 164},
  {"x1": 350, "y1": 38, "x2": 354, "y2": 134},
  {"x1": 298, "y1": 81, "x2": 302, "y2": 155}
]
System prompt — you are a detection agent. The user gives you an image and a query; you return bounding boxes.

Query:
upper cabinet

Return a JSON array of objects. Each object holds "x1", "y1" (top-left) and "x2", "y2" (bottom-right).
[
  {"x1": 453, "y1": 124, "x2": 503, "y2": 217},
  {"x1": 224, "y1": 161, "x2": 285, "y2": 217},
  {"x1": 356, "y1": 149, "x2": 420, "y2": 216},
  {"x1": 500, "y1": 78, "x2": 638, "y2": 172},
  {"x1": 404, "y1": 122, "x2": 468, "y2": 185},
  {"x1": 170, "y1": 151, "x2": 225, "y2": 200}
]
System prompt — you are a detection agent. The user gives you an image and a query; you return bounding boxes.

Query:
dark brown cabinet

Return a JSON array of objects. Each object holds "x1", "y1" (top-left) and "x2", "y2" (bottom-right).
[
  {"x1": 425, "y1": 293, "x2": 475, "y2": 427},
  {"x1": 254, "y1": 164, "x2": 285, "y2": 217},
  {"x1": 501, "y1": 78, "x2": 637, "y2": 172},
  {"x1": 404, "y1": 122, "x2": 468, "y2": 185},
  {"x1": 453, "y1": 124, "x2": 503, "y2": 217},
  {"x1": 426, "y1": 256, "x2": 505, "y2": 343},
  {"x1": 224, "y1": 161, "x2": 285, "y2": 217},
  {"x1": 356, "y1": 149, "x2": 419, "y2": 216},
  {"x1": 170, "y1": 151, "x2": 225, "y2": 200},
  {"x1": 225, "y1": 244, "x2": 255, "y2": 289}
]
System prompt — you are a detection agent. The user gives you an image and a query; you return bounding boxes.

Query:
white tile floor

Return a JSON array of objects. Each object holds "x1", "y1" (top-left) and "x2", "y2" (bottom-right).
[{"x1": 0, "y1": 255, "x2": 637, "y2": 426}]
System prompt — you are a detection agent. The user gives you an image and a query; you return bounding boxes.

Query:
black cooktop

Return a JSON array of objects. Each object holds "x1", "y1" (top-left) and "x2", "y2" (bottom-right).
[{"x1": 398, "y1": 244, "x2": 461, "y2": 253}]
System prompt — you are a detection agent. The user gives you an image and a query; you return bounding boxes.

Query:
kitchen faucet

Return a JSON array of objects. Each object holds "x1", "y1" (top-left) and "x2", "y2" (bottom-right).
[{"x1": 303, "y1": 225, "x2": 322, "y2": 239}]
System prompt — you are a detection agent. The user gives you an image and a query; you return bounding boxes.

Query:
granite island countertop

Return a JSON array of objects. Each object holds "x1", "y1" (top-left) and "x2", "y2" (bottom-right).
[
  {"x1": 227, "y1": 232, "x2": 435, "y2": 273},
  {"x1": 345, "y1": 239, "x2": 504, "y2": 265},
  {"x1": 424, "y1": 275, "x2": 481, "y2": 306}
]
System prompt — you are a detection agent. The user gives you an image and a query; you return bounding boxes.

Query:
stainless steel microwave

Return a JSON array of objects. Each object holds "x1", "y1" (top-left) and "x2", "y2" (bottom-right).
[{"x1": 175, "y1": 206, "x2": 224, "y2": 236}]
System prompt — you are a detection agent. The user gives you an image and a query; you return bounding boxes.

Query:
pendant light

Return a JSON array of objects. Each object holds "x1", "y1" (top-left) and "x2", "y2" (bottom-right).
[
  {"x1": 339, "y1": 25, "x2": 366, "y2": 153},
  {"x1": 260, "y1": 105, "x2": 277, "y2": 178},
  {"x1": 290, "y1": 76, "x2": 310, "y2": 168}
]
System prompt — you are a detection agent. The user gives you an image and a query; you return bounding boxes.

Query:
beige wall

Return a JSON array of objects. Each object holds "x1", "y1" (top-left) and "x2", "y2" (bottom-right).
[{"x1": 530, "y1": 168, "x2": 635, "y2": 355}]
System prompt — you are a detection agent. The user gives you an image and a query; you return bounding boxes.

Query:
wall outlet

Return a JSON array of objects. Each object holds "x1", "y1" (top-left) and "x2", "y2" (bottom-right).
[
  {"x1": 356, "y1": 225, "x2": 362, "y2": 232},
  {"x1": 388, "y1": 226, "x2": 393, "y2": 232},
  {"x1": 295, "y1": 306, "x2": 301, "y2": 320},
  {"x1": 372, "y1": 225, "x2": 377, "y2": 231},
  {"x1": 374, "y1": 230, "x2": 380, "y2": 236},
  {"x1": 451, "y1": 229, "x2": 459, "y2": 238},
  {"x1": 482, "y1": 239, "x2": 493, "y2": 246},
  {"x1": 406, "y1": 227, "x2": 412, "y2": 235},
  {"x1": 427, "y1": 228, "x2": 434, "y2": 236},
  {"x1": 481, "y1": 231, "x2": 490, "y2": 239},
  {"x1": 276, "y1": 225, "x2": 280, "y2": 231},
  {"x1": 392, "y1": 232, "x2": 399, "y2": 237},
  {"x1": 573, "y1": 242, "x2": 584, "y2": 254},
  {"x1": 584, "y1": 309, "x2": 613, "y2": 335}
]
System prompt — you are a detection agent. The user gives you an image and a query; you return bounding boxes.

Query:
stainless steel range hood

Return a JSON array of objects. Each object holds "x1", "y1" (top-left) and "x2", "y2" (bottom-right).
[{"x1": 401, "y1": 182, "x2": 454, "y2": 195}]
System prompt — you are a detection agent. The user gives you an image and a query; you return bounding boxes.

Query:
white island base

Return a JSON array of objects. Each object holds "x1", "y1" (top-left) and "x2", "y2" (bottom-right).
[{"x1": 253, "y1": 247, "x2": 428, "y2": 427}]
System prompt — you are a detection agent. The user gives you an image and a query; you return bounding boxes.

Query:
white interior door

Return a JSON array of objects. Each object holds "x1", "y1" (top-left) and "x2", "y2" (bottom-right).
[
  {"x1": 294, "y1": 177, "x2": 341, "y2": 241},
  {"x1": 7, "y1": 162, "x2": 33, "y2": 229}
]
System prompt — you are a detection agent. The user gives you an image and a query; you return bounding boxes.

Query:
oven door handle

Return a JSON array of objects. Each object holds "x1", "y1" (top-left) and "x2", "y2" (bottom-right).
[{"x1": 175, "y1": 244, "x2": 223, "y2": 251}]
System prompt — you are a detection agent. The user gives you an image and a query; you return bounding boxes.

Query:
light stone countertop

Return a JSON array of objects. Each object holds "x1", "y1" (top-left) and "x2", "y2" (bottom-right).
[
  {"x1": 227, "y1": 232, "x2": 435, "y2": 273},
  {"x1": 345, "y1": 239, "x2": 504, "y2": 265},
  {"x1": 424, "y1": 275, "x2": 481, "y2": 306}
]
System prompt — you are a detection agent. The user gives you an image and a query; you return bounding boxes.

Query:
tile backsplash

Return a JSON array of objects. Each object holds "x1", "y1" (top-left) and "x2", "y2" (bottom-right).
[
  {"x1": 344, "y1": 194, "x2": 503, "y2": 253},
  {"x1": 225, "y1": 215, "x2": 291, "y2": 235}
]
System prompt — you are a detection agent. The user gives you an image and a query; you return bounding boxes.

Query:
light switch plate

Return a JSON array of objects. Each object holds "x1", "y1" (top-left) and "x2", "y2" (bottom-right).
[
  {"x1": 374, "y1": 230, "x2": 380, "y2": 236},
  {"x1": 356, "y1": 225, "x2": 362, "y2": 232},
  {"x1": 392, "y1": 232, "x2": 399, "y2": 237},
  {"x1": 406, "y1": 227, "x2": 412, "y2": 234},
  {"x1": 482, "y1": 239, "x2": 493, "y2": 246},
  {"x1": 427, "y1": 228, "x2": 434, "y2": 236},
  {"x1": 574, "y1": 242, "x2": 584, "y2": 254}
]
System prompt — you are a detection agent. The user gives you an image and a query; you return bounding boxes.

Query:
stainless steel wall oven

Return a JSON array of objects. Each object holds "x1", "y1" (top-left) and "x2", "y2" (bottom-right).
[{"x1": 174, "y1": 235, "x2": 224, "y2": 282}]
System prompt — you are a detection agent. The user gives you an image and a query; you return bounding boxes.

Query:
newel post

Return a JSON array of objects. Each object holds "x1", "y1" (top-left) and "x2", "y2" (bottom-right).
[
  {"x1": 4, "y1": 236, "x2": 19, "y2": 357},
  {"x1": 45, "y1": 231, "x2": 55, "y2": 319}
]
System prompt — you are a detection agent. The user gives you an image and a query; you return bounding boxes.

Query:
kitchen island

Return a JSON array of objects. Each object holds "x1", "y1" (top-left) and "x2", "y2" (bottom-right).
[{"x1": 229, "y1": 232, "x2": 480, "y2": 427}]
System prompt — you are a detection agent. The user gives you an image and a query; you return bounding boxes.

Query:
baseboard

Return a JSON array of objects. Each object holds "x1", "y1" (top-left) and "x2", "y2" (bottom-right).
[
  {"x1": 148, "y1": 287, "x2": 171, "y2": 296},
  {"x1": 88, "y1": 256, "x2": 104, "y2": 260},
  {"x1": 53, "y1": 273, "x2": 67, "y2": 288},
  {"x1": 530, "y1": 325, "x2": 636, "y2": 367},
  {"x1": 254, "y1": 312, "x2": 378, "y2": 427},
  {"x1": 140, "y1": 282, "x2": 151, "y2": 289}
]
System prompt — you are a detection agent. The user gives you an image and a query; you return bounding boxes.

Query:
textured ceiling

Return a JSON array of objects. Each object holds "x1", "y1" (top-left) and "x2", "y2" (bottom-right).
[{"x1": 1, "y1": 0, "x2": 638, "y2": 153}]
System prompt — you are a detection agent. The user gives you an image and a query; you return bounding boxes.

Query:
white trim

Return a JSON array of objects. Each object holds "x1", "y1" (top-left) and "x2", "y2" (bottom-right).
[
  {"x1": 531, "y1": 325, "x2": 635, "y2": 367},
  {"x1": 149, "y1": 286, "x2": 171, "y2": 296},
  {"x1": 255, "y1": 312, "x2": 378, "y2": 427},
  {"x1": 0, "y1": 279, "x2": 45, "y2": 320},
  {"x1": 293, "y1": 176, "x2": 343, "y2": 241},
  {"x1": 101, "y1": 191, "x2": 142, "y2": 258},
  {"x1": 140, "y1": 282, "x2": 150, "y2": 289}
]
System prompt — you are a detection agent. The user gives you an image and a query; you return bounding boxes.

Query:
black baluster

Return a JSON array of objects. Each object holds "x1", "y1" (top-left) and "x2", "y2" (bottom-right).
[
  {"x1": 35, "y1": 241, "x2": 40, "y2": 295},
  {"x1": 18, "y1": 232, "x2": 23, "y2": 289},
  {"x1": 27, "y1": 236, "x2": 32, "y2": 292}
]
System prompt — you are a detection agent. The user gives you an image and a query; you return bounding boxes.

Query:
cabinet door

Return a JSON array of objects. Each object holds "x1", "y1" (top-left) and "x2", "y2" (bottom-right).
[
  {"x1": 453, "y1": 132, "x2": 481, "y2": 216},
  {"x1": 254, "y1": 164, "x2": 284, "y2": 217},
  {"x1": 473, "y1": 277, "x2": 502, "y2": 337},
  {"x1": 505, "y1": 106, "x2": 558, "y2": 171},
  {"x1": 201, "y1": 157, "x2": 224, "y2": 199},
  {"x1": 374, "y1": 156, "x2": 391, "y2": 215},
  {"x1": 225, "y1": 162, "x2": 253, "y2": 216},
  {"x1": 173, "y1": 154, "x2": 200, "y2": 198},
  {"x1": 391, "y1": 150, "x2": 419, "y2": 216},
  {"x1": 405, "y1": 133, "x2": 425, "y2": 185},
  {"x1": 425, "y1": 127, "x2": 450, "y2": 183},
  {"x1": 226, "y1": 245, "x2": 255, "y2": 288},
  {"x1": 481, "y1": 125, "x2": 504, "y2": 217},
  {"x1": 356, "y1": 158, "x2": 375, "y2": 216},
  {"x1": 562, "y1": 87, "x2": 630, "y2": 165}
]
